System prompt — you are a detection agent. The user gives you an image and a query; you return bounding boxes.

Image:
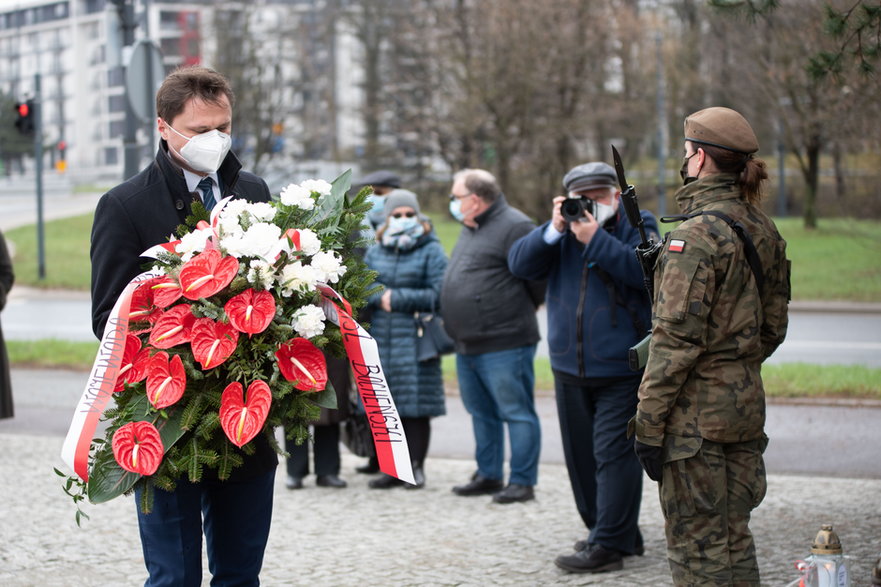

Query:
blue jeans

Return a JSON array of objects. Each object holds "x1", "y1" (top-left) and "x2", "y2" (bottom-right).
[
  {"x1": 555, "y1": 374, "x2": 643, "y2": 554},
  {"x1": 456, "y1": 345, "x2": 541, "y2": 486},
  {"x1": 135, "y1": 469, "x2": 276, "y2": 587}
]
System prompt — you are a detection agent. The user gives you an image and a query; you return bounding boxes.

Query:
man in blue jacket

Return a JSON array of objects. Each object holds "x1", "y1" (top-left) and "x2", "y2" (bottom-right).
[{"x1": 508, "y1": 162, "x2": 658, "y2": 574}]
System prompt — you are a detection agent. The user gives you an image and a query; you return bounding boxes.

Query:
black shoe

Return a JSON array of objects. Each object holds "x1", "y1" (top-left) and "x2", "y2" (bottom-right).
[
  {"x1": 575, "y1": 539, "x2": 644, "y2": 557},
  {"x1": 356, "y1": 462, "x2": 379, "y2": 474},
  {"x1": 405, "y1": 465, "x2": 425, "y2": 489},
  {"x1": 368, "y1": 474, "x2": 404, "y2": 489},
  {"x1": 285, "y1": 475, "x2": 303, "y2": 490},
  {"x1": 555, "y1": 544, "x2": 624, "y2": 574},
  {"x1": 316, "y1": 474, "x2": 347, "y2": 488},
  {"x1": 452, "y1": 473, "x2": 504, "y2": 496},
  {"x1": 492, "y1": 483, "x2": 535, "y2": 504}
]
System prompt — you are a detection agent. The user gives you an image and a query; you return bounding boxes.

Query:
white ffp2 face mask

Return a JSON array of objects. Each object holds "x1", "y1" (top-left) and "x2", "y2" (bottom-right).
[{"x1": 165, "y1": 122, "x2": 232, "y2": 174}]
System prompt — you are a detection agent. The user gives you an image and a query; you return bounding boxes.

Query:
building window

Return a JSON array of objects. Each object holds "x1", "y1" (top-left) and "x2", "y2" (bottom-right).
[{"x1": 104, "y1": 146, "x2": 118, "y2": 166}]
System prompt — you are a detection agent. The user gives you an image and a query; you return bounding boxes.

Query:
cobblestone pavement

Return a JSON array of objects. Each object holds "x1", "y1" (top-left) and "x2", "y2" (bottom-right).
[{"x1": 1, "y1": 433, "x2": 879, "y2": 586}]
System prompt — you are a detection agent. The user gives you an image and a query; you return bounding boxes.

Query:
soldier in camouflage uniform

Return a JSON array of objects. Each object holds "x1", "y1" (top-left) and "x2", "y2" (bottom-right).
[{"x1": 632, "y1": 107, "x2": 791, "y2": 586}]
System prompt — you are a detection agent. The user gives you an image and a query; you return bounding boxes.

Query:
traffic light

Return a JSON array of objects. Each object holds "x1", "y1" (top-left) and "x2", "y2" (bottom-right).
[{"x1": 14, "y1": 99, "x2": 34, "y2": 135}]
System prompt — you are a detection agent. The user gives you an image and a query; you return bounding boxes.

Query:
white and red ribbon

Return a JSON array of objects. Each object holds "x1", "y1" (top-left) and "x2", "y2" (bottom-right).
[
  {"x1": 318, "y1": 284, "x2": 414, "y2": 484},
  {"x1": 61, "y1": 270, "x2": 163, "y2": 481}
]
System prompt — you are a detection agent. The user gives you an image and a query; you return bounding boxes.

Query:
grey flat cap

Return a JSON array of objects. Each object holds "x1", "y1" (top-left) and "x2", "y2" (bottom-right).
[
  {"x1": 562, "y1": 162, "x2": 617, "y2": 192},
  {"x1": 357, "y1": 170, "x2": 402, "y2": 188}
]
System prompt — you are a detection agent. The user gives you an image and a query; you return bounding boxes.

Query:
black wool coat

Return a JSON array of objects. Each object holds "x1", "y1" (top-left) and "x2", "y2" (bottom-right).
[{"x1": 90, "y1": 143, "x2": 275, "y2": 478}]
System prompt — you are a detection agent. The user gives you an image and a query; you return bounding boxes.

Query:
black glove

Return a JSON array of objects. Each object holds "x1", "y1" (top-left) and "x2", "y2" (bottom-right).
[{"x1": 634, "y1": 439, "x2": 664, "y2": 482}]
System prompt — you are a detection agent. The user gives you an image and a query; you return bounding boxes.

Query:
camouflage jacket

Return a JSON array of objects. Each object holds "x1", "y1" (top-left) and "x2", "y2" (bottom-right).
[{"x1": 634, "y1": 173, "x2": 790, "y2": 448}]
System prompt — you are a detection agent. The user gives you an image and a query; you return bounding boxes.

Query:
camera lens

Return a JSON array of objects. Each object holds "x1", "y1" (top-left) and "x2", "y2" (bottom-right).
[{"x1": 561, "y1": 198, "x2": 588, "y2": 222}]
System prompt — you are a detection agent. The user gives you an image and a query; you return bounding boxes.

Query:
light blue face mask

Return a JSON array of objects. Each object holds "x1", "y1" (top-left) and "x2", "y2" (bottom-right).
[
  {"x1": 388, "y1": 216, "x2": 421, "y2": 234},
  {"x1": 449, "y1": 198, "x2": 465, "y2": 222},
  {"x1": 367, "y1": 194, "x2": 386, "y2": 227}
]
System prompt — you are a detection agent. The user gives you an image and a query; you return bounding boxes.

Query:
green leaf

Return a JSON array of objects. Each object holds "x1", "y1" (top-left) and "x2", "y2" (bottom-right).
[
  {"x1": 310, "y1": 381, "x2": 339, "y2": 410},
  {"x1": 87, "y1": 396, "x2": 189, "y2": 504},
  {"x1": 309, "y1": 169, "x2": 352, "y2": 226}
]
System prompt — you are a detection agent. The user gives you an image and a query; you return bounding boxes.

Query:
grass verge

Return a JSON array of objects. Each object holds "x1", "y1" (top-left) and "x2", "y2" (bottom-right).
[
  {"x1": 7, "y1": 213, "x2": 881, "y2": 302},
  {"x1": 442, "y1": 355, "x2": 881, "y2": 400},
  {"x1": 8, "y1": 341, "x2": 881, "y2": 400}
]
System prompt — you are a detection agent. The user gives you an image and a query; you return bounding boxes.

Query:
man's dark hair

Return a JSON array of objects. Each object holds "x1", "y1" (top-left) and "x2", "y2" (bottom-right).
[
  {"x1": 455, "y1": 168, "x2": 501, "y2": 203},
  {"x1": 156, "y1": 66, "x2": 235, "y2": 122}
]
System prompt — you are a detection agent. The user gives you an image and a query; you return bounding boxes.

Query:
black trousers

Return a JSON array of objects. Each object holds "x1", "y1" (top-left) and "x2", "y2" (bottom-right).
[{"x1": 285, "y1": 423, "x2": 341, "y2": 477}]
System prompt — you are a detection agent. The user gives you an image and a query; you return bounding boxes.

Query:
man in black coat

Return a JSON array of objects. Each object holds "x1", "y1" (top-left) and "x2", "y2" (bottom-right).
[{"x1": 90, "y1": 66, "x2": 273, "y2": 587}]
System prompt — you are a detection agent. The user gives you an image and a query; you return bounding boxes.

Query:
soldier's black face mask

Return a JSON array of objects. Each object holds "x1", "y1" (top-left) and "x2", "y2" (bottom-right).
[{"x1": 679, "y1": 152, "x2": 698, "y2": 185}]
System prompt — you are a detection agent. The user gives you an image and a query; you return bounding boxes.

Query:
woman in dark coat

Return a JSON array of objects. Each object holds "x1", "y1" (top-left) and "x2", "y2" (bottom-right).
[
  {"x1": 0, "y1": 230, "x2": 15, "y2": 419},
  {"x1": 363, "y1": 189, "x2": 448, "y2": 489}
]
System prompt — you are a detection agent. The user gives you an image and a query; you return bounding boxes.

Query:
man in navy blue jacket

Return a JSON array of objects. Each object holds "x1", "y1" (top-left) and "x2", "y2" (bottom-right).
[{"x1": 508, "y1": 161, "x2": 659, "y2": 574}]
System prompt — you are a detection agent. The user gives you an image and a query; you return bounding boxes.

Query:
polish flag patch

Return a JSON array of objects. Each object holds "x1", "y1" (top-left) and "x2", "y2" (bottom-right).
[{"x1": 668, "y1": 239, "x2": 686, "y2": 253}]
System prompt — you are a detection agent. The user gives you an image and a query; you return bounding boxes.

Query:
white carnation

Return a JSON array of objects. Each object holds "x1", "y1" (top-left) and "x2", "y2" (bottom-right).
[
  {"x1": 300, "y1": 179, "x2": 333, "y2": 197},
  {"x1": 246, "y1": 260, "x2": 275, "y2": 289},
  {"x1": 310, "y1": 250, "x2": 347, "y2": 284},
  {"x1": 296, "y1": 228, "x2": 322, "y2": 256},
  {"x1": 277, "y1": 261, "x2": 321, "y2": 296},
  {"x1": 245, "y1": 202, "x2": 277, "y2": 223},
  {"x1": 175, "y1": 227, "x2": 214, "y2": 261},
  {"x1": 292, "y1": 304, "x2": 326, "y2": 339},
  {"x1": 279, "y1": 183, "x2": 315, "y2": 210},
  {"x1": 223, "y1": 222, "x2": 282, "y2": 260}
]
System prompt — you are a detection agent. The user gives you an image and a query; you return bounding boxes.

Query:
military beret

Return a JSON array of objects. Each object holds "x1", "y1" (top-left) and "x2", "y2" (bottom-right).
[
  {"x1": 684, "y1": 107, "x2": 759, "y2": 154},
  {"x1": 562, "y1": 162, "x2": 618, "y2": 192},
  {"x1": 356, "y1": 170, "x2": 402, "y2": 188},
  {"x1": 382, "y1": 189, "x2": 421, "y2": 217}
]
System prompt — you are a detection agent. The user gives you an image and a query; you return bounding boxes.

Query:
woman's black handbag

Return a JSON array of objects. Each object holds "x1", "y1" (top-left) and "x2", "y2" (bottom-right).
[
  {"x1": 414, "y1": 311, "x2": 456, "y2": 362},
  {"x1": 341, "y1": 399, "x2": 374, "y2": 458}
]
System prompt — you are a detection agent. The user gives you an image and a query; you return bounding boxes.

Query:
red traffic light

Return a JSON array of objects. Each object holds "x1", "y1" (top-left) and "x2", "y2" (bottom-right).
[{"x1": 17, "y1": 102, "x2": 29, "y2": 117}]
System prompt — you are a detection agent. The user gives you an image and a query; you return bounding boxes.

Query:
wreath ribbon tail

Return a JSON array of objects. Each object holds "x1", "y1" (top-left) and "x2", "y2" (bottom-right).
[
  {"x1": 317, "y1": 284, "x2": 415, "y2": 485},
  {"x1": 60, "y1": 270, "x2": 163, "y2": 481}
]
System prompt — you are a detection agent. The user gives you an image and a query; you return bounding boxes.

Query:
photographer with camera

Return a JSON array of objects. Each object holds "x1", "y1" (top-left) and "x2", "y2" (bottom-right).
[{"x1": 508, "y1": 161, "x2": 659, "y2": 574}]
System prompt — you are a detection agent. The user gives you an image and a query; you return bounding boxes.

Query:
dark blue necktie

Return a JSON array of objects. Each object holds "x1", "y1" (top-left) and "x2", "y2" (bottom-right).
[{"x1": 197, "y1": 177, "x2": 216, "y2": 211}]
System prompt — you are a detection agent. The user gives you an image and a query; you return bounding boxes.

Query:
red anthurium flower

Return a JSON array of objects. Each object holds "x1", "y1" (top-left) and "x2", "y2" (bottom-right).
[
  {"x1": 190, "y1": 318, "x2": 240, "y2": 370},
  {"x1": 148, "y1": 304, "x2": 196, "y2": 349},
  {"x1": 112, "y1": 421, "x2": 164, "y2": 476},
  {"x1": 114, "y1": 334, "x2": 151, "y2": 392},
  {"x1": 146, "y1": 351, "x2": 187, "y2": 409},
  {"x1": 225, "y1": 289, "x2": 276, "y2": 335},
  {"x1": 219, "y1": 380, "x2": 272, "y2": 448},
  {"x1": 275, "y1": 338, "x2": 328, "y2": 392},
  {"x1": 178, "y1": 249, "x2": 239, "y2": 300},
  {"x1": 150, "y1": 276, "x2": 183, "y2": 308},
  {"x1": 128, "y1": 277, "x2": 163, "y2": 328}
]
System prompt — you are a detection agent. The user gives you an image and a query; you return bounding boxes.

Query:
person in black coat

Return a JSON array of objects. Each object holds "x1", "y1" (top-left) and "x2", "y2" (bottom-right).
[
  {"x1": 0, "y1": 229, "x2": 14, "y2": 420},
  {"x1": 90, "y1": 66, "x2": 273, "y2": 587}
]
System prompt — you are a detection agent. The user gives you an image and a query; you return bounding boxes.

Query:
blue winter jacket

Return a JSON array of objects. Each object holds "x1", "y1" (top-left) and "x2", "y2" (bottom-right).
[
  {"x1": 508, "y1": 210, "x2": 657, "y2": 379},
  {"x1": 364, "y1": 229, "x2": 448, "y2": 418}
]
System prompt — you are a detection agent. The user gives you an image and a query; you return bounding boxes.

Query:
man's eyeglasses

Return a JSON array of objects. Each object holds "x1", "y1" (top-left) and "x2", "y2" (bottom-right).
[
  {"x1": 449, "y1": 192, "x2": 471, "y2": 201},
  {"x1": 391, "y1": 211, "x2": 417, "y2": 219}
]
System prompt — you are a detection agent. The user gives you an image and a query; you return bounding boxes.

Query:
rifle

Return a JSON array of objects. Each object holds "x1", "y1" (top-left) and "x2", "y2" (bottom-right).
[{"x1": 612, "y1": 145, "x2": 663, "y2": 370}]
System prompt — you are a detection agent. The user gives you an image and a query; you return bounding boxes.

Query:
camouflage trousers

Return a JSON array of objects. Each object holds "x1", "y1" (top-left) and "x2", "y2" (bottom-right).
[{"x1": 658, "y1": 436, "x2": 768, "y2": 587}]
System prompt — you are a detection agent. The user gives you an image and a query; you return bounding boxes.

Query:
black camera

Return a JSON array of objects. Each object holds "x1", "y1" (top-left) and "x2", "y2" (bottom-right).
[{"x1": 561, "y1": 196, "x2": 596, "y2": 222}]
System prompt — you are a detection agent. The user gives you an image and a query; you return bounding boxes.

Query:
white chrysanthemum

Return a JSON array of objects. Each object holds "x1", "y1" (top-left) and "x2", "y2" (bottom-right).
[
  {"x1": 292, "y1": 304, "x2": 326, "y2": 339},
  {"x1": 245, "y1": 202, "x2": 277, "y2": 223},
  {"x1": 223, "y1": 222, "x2": 282, "y2": 259},
  {"x1": 310, "y1": 250, "x2": 347, "y2": 283},
  {"x1": 246, "y1": 259, "x2": 275, "y2": 289},
  {"x1": 296, "y1": 228, "x2": 322, "y2": 256},
  {"x1": 300, "y1": 179, "x2": 332, "y2": 197},
  {"x1": 279, "y1": 183, "x2": 315, "y2": 210},
  {"x1": 175, "y1": 227, "x2": 215, "y2": 261}
]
